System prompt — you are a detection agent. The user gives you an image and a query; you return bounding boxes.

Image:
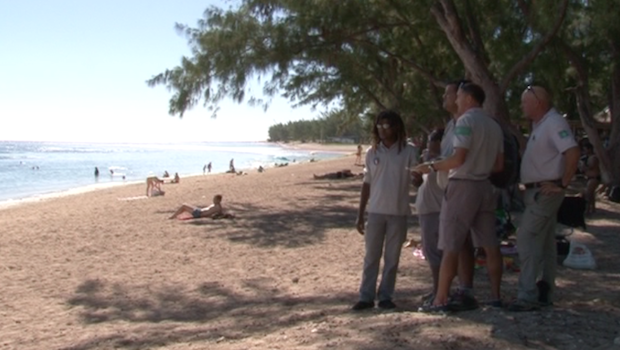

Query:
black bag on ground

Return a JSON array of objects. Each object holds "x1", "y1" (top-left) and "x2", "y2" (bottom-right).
[
  {"x1": 556, "y1": 196, "x2": 587, "y2": 230},
  {"x1": 489, "y1": 125, "x2": 521, "y2": 189}
]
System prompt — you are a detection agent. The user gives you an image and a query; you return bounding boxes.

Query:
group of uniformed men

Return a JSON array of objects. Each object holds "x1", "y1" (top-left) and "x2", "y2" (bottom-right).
[{"x1": 353, "y1": 82, "x2": 580, "y2": 313}]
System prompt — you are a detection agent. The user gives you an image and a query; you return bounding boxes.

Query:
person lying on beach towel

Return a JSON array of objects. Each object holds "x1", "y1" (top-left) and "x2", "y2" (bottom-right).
[
  {"x1": 313, "y1": 169, "x2": 362, "y2": 180},
  {"x1": 211, "y1": 212, "x2": 236, "y2": 220},
  {"x1": 168, "y1": 194, "x2": 223, "y2": 220}
]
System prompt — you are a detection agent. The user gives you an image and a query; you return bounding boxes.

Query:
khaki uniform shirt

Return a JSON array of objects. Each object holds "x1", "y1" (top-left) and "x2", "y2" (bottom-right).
[
  {"x1": 520, "y1": 108, "x2": 577, "y2": 184},
  {"x1": 449, "y1": 108, "x2": 503, "y2": 180},
  {"x1": 364, "y1": 142, "x2": 418, "y2": 216}
]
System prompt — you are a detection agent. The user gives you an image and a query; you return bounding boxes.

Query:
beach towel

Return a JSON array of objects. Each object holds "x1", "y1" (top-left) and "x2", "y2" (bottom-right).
[{"x1": 178, "y1": 212, "x2": 236, "y2": 220}]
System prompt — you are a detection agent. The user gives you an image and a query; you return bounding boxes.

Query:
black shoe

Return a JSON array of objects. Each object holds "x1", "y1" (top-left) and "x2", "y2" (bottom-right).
[
  {"x1": 351, "y1": 301, "x2": 374, "y2": 311},
  {"x1": 418, "y1": 303, "x2": 450, "y2": 313},
  {"x1": 482, "y1": 299, "x2": 504, "y2": 308},
  {"x1": 536, "y1": 280, "x2": 552, "y2": 306},
  {"x1": 421, "y1": 293, "x2": 435, "y2": 307},
  {"x1": 378, "y1": 300, "x2": 396, "y2": 309},
  {"x1": 448, "y1": 290, "x2": 479, "y2": 312},
  {"x1": 507, "y1": 299, "x2": 540, "y2": 312}
]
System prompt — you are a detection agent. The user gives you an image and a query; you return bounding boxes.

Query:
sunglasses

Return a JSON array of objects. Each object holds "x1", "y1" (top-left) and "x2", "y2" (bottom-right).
[
  {"x1": 457, "y1": 80, "x2": 472, "y2": 89},
  {"x1": 527, "y1": 85, "x2": 540, "y2": 101},
  {"x1": 376, "y1": 123, "x2": 391, "y2": 130}
]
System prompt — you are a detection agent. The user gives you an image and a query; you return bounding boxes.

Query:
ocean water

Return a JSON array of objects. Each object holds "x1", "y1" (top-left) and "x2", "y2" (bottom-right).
[{"x1": 0, "y1": 141, "x2": 341, "y2": 204}]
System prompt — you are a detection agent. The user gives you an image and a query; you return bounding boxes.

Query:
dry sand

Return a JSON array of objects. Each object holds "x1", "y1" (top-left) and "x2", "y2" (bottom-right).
[{"x1": 1, "y1": 155, "x2": 619, "y2": 350}]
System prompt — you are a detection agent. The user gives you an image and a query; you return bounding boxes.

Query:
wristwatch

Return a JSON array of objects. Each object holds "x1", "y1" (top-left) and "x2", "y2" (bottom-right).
[{"x1": 429, "y1": 161, "x2": 437, "y2": 172}]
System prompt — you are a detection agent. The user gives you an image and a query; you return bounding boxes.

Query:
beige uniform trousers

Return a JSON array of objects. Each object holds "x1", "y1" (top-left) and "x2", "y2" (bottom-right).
[{"x1": 516, "y1": 189, "x2": 565, "y2": 303}]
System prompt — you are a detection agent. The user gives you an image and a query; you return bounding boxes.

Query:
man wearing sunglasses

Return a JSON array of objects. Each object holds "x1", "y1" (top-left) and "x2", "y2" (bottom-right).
[
  {"x1": 352, "y1": 110, "x2": 419, "y2": 311},
  {"x1": 508, "y1": 85, "x2": 580, "y2": 312},
  {"x1": 414, "y1": 82, "x2": 505, "y2": 312}
]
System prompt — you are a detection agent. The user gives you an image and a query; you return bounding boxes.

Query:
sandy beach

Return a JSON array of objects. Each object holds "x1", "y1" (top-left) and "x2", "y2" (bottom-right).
[
  {"x1": 278, "y1": 142, "x2": 367, "y2": 154},
  {"x1": 1, "y1": 154, "x2": 619, "y2": 350}
]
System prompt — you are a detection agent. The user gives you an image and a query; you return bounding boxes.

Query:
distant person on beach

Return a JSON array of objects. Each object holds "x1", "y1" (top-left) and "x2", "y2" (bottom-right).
[
  {"x1": 146, "y1": 176, "x2": 165, "y2": 197},
  {"x1": 258, "y1": 165, "x2": 265, "y2": 173},
  {"x1": 203, "y1": 164, "x2": 207, "y2": 174},
  {"x1": 355, "y1": 144, "x2": 363, "y2": 165},
  {"x1": 168, "y1": 194, "x2": 223, "y2": 220},
  {"x1": 171, "y1": 172, "x2": 180, "y2": 184},
  {"x1": 207, "y1": 162, "x2": 212, "y2": 173},
  {"x1": 313, "y1": 169, "x2": 362, "y2": 180},
  {"x1": 110, "y1": 169, "x2": 114, "y2": 176},
  {"x1": 352, "y1": 110, "x2": 418, "y2": 311},
  {"x1": 229, "y1": 159, "x2": 235, "y2": 173},
  {"x1": 163, "y1": 170, "x2": 170, "y2": 178},
  {"x1": 94, "y1": 167, "x2": 100, "y2": 177}
]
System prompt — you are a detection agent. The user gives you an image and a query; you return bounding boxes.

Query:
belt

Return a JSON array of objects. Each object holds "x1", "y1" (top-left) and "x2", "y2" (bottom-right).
[
  {"x1": 524, "y1": 179, "x2": 562, "y2": 189},
  {"x1": 448, "y1": 178, "x2": 489, "y2": 182}
]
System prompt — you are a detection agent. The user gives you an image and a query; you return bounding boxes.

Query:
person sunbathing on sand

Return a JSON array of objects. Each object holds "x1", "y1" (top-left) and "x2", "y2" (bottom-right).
[
  {"x1": 168, "y1": 194, "x2": 223, "y2": 220},
  {"x1": 146, "y1": 176, "x2": 165, "y2": 197},
  {"x1": 313, "y1": 169, "x2": 362, "y2": 180}
]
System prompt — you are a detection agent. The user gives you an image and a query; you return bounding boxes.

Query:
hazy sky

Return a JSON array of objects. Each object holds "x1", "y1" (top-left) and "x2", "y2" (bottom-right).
[{"x1": 0, "y1": 1, "x2": 319, "y2": 143}]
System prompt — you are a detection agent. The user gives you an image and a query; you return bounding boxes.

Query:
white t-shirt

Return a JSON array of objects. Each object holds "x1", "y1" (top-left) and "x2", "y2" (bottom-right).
[
  {"x1": 520, "y1": 108, "x2": 578, "y2": 184},
  {"x1": 415, "y1": 167, "x2": 444, "y2": 215},
  {"x1": 364, "y1": 142, "x2": 418, "y2": 216},
  {"x1": 450, "y1": 108, "x2": 503, "y2": 180}
]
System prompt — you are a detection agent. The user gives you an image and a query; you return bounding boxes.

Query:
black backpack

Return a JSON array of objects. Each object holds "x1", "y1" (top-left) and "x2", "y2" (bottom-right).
[{"x1": 489, "y1": 125, "x2": 521, "y2": 189}]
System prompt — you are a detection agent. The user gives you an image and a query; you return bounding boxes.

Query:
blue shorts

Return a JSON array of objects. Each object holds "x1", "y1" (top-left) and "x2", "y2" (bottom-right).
[{"x1": 192, "y1": 208, "x2": 202, "y2": 219}]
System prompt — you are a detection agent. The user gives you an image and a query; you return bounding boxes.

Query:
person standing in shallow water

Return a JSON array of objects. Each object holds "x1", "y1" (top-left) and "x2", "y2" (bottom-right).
[
  {"x1": 352, "y1": 110, "x2": 418, "y2": 311},
  {"x1": 355, "y1": 144, "x2": 363, "y2": 165},
  {"x1": 94, "y1": 167, "x2": 99, "y2": 178}
]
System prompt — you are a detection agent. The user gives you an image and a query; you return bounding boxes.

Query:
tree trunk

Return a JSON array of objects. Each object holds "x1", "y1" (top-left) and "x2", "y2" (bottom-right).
[
  {"x1": 430, "y1": 1, "x2": 511, "y2": 124},
  {"x1": 430, "y1": 0, "x2": 566, "y2": 152},
  {"x1": 559, "y1": 40, "x2": 620, "y2": 186},
  {"x1": 573, "y1": 85, "x2": 616, "y2": 185},
  {"x1": 605, "y1": 42, "x2": 620, "y2": 186}
]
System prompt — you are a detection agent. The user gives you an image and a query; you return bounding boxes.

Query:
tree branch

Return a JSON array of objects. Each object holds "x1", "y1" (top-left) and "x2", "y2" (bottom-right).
[
  {"x1": 353, "y1": 38, "x2": 443, "y2": 87},
  {"x1": 463, "y1": 0, "x2": 489, "y2": 65},
  {"x1": 500, "y1": 0, "x2": 569, "y2": 93},
  {"x1": 431, "y1": 0, "x2": 493, "y2": 82}
]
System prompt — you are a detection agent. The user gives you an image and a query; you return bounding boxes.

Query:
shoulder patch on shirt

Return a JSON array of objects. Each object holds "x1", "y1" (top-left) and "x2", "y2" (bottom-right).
[
  {"x1": 455, "y1": 126, "x2": 472, "y2": 136},
  {"x1": 558, "y1": 130, "x2": 570, "y2": 139}
]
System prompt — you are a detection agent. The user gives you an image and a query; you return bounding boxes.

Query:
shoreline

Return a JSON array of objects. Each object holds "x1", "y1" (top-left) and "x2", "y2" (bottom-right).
[
  {"x1": 276, "y1": 141, "x2": 367, "y2": 154},
  {"x1": 0, "y1": 141, "x2": 357, "y2": 210},
  {"x1": 0, "y1": 154, "x2": 349, "y2": 211}
]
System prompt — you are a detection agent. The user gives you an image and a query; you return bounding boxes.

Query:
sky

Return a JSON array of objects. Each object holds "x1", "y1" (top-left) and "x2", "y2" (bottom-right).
[{"x1": 0, "y1": 1, "x2": 320, "y2": 143}]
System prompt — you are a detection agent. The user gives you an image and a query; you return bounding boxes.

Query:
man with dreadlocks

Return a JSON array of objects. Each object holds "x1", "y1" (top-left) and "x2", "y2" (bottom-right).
[{"x1": 352, "y1": 110, "x2": 419, "y2": 311}]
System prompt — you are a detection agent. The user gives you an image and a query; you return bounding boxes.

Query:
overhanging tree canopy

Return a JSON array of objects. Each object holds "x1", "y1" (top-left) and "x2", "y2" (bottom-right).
[{"x1": 148, "y1": 0, "x2": 620, "y2": 185}]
